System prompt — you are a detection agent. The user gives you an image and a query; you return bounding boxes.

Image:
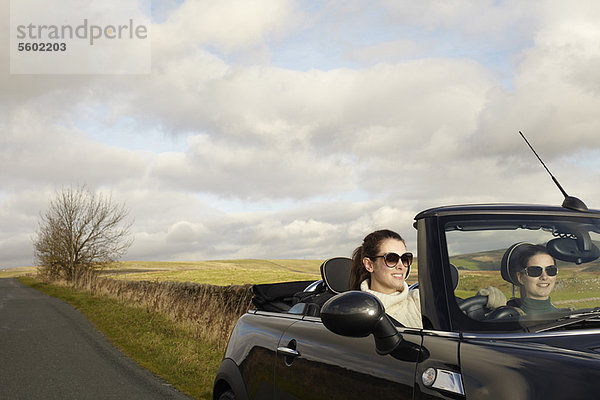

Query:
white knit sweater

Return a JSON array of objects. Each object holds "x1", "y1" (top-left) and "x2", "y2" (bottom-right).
[{"x1": 360, "y1": 279, "x2": 422, "y2": 329}]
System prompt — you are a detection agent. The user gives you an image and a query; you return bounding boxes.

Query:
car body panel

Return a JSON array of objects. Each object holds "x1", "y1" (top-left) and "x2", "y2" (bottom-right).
[
  {"x1": 460, "y1": 332, "x2": 600, "y2": 399},
  {"x1": 412, "y1": 333, "x2": 462, "y2": 399},
  {"x1": 224, "y1": 312, "x2": 301, "y2": 399},
  {"x1": 275, "y1": 318, "x2": 421, "y2": 400}
]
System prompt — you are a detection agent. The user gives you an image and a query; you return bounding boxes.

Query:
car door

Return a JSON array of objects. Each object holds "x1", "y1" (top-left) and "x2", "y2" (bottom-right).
[{"x1": 274, "y1": 316, "x2": 422, "y2": 400}]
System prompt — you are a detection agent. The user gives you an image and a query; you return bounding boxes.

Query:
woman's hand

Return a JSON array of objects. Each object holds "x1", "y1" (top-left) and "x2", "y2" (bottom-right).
[{"x1": 477, "y1": 286, "x2": 507, "y2": 309}]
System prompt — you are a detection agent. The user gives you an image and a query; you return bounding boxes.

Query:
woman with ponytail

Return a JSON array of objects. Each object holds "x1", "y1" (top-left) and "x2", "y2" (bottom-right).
[{"x1": 349, "y1": 229, "x2": 422, "y2": 328}]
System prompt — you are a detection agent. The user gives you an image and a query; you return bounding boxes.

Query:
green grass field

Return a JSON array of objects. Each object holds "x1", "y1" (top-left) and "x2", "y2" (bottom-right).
[
  {"x1": 99, "y1": 259, "x2": 323, "y2": 285},
  {"x1": 0, "y1": 260, "x2": 323, "y2": 283},
  {"x1": 0, "y1": 266, "x2": 37, "y2": 278}
]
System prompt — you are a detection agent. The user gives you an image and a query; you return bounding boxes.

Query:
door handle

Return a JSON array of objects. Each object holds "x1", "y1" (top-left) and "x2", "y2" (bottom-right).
[
  {"x1": 278, "y1": 339, "x2": 300, "y2": 366},
  {"x1": 277, "y1": 346, "x2": 300, "y2": 357}
]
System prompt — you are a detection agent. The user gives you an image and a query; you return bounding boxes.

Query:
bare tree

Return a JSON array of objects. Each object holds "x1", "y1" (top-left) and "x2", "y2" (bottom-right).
[{"x1": 34, "y1": 186, "x2": 133, "y2": 280}]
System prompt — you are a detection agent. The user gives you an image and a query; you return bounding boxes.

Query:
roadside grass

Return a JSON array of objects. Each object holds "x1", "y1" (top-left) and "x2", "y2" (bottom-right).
[{"x1": 18, "y1": 276, "x2": 238, "y2": 400}]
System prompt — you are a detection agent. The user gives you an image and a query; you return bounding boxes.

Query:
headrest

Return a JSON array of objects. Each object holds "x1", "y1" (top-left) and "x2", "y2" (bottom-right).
[
  {"x1": 501, "y1": 242, "x2": 535, "y2": 285},
  {"x1": 320, "y1": 257, "x2": 353, "y2": 294},
  {"x1": 449, "y1": 263, "x2": 459, "y2": 290}
]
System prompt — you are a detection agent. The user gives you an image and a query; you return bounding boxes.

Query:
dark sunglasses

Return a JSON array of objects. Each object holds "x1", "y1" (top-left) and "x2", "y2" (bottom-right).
[
  {"x1": 371, "y1": 252, "x2": 413, "y2": 268},
  {"x1": 522, "y1": 265, "x2": 558, "y2": 277}
]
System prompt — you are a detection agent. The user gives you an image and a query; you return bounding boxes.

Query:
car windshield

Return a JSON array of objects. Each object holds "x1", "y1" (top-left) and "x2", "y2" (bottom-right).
[{"x1": 444, "y1": 214, "x2": 600, "y2": 330}]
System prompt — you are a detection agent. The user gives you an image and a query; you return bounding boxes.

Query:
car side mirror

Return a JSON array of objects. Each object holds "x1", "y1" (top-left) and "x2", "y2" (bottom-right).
[{"x1": 320, "y1": 291, "x2": 403, "y2": 355}]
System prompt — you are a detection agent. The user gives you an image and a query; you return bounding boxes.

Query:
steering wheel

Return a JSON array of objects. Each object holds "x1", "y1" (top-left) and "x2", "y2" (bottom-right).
[
  {"x1": 459, "y1": 296, "x2": 521, "y2": 321},
  {"x1": 484, "y1": 306, "x2": 521, "y2": 320},
  {"x1": 458, "y1": 295, "x2": 489, "y2": 320}
]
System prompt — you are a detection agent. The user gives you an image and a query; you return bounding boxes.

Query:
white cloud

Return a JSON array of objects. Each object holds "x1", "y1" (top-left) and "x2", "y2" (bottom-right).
[
  {"x1": 381, "y1": 0, "x2": 537, "y2": 38},
  {"x1": 0, "y1": 108, "x2": 149, "y2": 189},
  {"x1": 166, "y1": 221, "x2": 209, "y2": 243},
  {"x1": 150, "y1": 133, "x2": 354, "y2": 199},
  {"x1": 345, "y1": 39, "x2": 429, "y2": 64},
  {"x1": 3, "y1": 1, "x2": 600, "y2": 268},
  {"x1": 470, "y1": 5, "x2": 600, "y2": 159},
  {"x1": 155, "y1": 0, "x2": 299, "y2": 54}
]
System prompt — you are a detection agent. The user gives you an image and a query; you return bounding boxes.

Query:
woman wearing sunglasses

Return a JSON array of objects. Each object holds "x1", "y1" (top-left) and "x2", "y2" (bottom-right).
[
  {"x1": 514, "y1": 244, "x2": 559, "y2": 314},
  {"x1": 349, "y1": 229, "x2": 422, "y2": 328}
]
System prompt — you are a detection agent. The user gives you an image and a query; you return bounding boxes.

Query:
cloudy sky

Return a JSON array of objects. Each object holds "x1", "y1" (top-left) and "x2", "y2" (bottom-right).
[{"x1": 3, "y1": 0, "x2": 600, "y2": 268}]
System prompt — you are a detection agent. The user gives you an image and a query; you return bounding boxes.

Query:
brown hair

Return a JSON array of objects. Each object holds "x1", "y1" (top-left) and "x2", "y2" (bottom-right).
[{"x1": 349, "y1": 229, "x2": 405, "y2": 290}]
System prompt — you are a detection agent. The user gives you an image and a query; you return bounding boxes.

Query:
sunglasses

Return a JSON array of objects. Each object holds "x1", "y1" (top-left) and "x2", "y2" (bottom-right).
[
  {"x1": 371, "y1": 252, "x2": 413, "y2": 268},
  {"x1": 522, "y1": 265, "x2": 558, "y2": 277}
]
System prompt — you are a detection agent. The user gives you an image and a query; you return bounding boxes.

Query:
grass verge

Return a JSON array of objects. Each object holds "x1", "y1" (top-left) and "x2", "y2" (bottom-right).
[{"x1": 19, "y1": 276, "x2": 221, "y2": 400}]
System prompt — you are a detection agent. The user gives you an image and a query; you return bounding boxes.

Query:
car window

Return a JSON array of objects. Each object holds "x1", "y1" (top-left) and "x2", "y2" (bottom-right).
[{"x1": 444, "y1": 216, "x2": 600, "y2": 329}]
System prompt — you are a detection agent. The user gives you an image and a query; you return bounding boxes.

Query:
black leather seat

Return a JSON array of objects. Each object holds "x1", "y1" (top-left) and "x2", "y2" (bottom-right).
[
  {"x1": 501, "y1": 242, "x2": 535, "y2": 309},
  {"x1": 290, "y1": 257, "x2": 353, "y2": 317},
  {"x1": 449, "y1": 263, "x2": 459, "y2": 290},
  {"x1": 320, "y1": 257, "x2": 353, "y2": 294},
  {"x1": 501, "y1": 242, "x2": 535, "y2": 286}
]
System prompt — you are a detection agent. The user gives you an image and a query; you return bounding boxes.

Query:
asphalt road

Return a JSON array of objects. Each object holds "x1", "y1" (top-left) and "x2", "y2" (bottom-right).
[{"x1": 0, "y1": 278, "x2": 195, "y2": 400}]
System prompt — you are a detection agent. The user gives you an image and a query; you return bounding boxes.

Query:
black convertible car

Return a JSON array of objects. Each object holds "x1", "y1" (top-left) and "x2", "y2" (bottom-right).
[{"x1": 213, "y1": 202, "x2": 600, "y2": 399}]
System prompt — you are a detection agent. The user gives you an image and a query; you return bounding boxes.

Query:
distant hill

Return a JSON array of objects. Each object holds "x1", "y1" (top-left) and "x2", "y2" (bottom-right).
[{"x1": 450, "y1": 249, "x2": 506, "y2": 271}]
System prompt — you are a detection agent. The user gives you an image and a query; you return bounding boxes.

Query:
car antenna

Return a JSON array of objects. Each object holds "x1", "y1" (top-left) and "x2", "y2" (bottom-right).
[{"x1": 519, "y1": 131, "x2": 588, "y2": 211}]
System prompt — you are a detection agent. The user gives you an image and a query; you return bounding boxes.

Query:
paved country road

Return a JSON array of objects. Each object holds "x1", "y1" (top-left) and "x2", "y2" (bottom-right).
[{"x1": 0, "y1": 278, "x2": 195, "y2": 400}]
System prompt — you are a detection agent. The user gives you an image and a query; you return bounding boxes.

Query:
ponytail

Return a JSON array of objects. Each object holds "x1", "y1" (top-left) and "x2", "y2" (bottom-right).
[{"x1": 349, "y1": 245, "x2": 370, "y2": 290}]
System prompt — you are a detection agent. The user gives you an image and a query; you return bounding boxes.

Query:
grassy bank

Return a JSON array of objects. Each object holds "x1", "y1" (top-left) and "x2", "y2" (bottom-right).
[{"x1": 18, "y1": 275, "x2": 253, "y2": 400}]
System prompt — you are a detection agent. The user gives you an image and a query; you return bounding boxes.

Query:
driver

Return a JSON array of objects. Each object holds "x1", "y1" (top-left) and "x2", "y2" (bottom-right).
[{"x1": 511, "y1": 244, "x2": 559, "y2": 314}]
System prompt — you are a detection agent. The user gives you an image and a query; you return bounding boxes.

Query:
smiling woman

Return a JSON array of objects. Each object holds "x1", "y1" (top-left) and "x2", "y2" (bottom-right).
[
  {"x1": 349, "y1": 229, "x2": 422, "y2": 328},
  {"x1": 513, "y1": 244, "x2": 559, "y2": 314}
]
